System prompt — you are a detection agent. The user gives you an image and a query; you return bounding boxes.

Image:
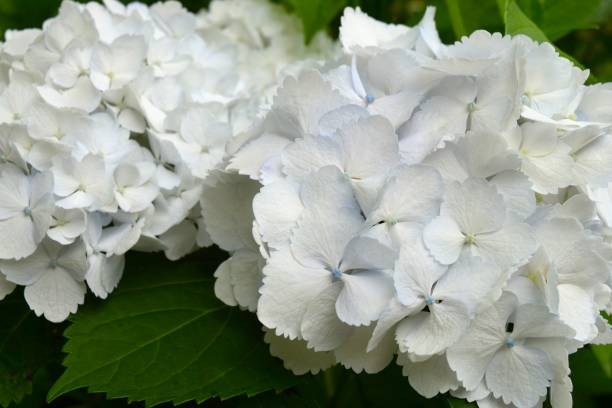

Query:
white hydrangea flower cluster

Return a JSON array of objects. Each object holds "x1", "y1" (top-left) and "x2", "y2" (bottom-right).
[
  {"x1": 0, "y1": 0, "x2": 334, "y2": 322},
  {"x1": 206, "y1": 7, "x2": 612, "y2": 408}
]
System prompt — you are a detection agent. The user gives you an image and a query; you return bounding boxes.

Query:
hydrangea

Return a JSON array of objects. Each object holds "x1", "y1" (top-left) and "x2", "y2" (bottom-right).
[
  {"x1": 207, "y1": 7, "x2": 612, "y2": 407},
  {"x1": 0, "y1": 0, "x2": 334, "y2": 322}
]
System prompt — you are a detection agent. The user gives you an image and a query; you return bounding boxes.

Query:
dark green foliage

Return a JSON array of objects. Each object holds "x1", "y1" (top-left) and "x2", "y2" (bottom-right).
[
  {"x1": 0, "y1": 291, "x2": 64, "y2": 407},
  {"x1": 48, "y1": 250, "x2": 299, "y2": 407}
]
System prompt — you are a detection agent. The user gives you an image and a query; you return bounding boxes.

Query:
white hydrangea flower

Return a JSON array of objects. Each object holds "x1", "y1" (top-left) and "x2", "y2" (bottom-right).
[
  {"x1": 0, "y1": 238, "x2": 88, "y2": 322},
  {"x1": 0, "y1": 0, "x2": 335, "y2": 321},
  {"x1": 447, "y1": 293, "x2": 574, "y2": 408},
  {"x1": 210, "y1": 6, "x2": 612, "y2": 407},
  {"x1": 0, "y1": 163, "x2": 54, "y2": 260}
]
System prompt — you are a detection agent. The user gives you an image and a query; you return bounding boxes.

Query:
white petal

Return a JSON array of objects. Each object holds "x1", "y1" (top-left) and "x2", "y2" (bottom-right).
[
  {"x1": 368, "y1": 90, "x2": 422, "y2": 128},
  {"x1": 0, "y1": 163, "x2": 30, "y2": 218},
  {"x1": 442, "y1": 178, "x2": 505, "y2": 234},
  {"x1": 340, "y1": 7, "x2": 408, "y2": 52},
  {"x1": 47, "y1": 208, "x2": 86, "y2": 245},
  {"x1": 557, "y1": 284, "x2": 598, "y2": 342},
  {"x1": 24, "y1": 267, "x2": 86, "y2": 323},
  {"x1": 422, "y1": 143, "x2": 470, "y2": 183},
  {"x1": 228, "y1": 249, "x2": 263, "y2": 312},
  {"x1": 318, "y1": 104, "x2": 370, "y2": 136},
  {"x1": 521, "y1": 143, "x2": 574, "y2": 195},
  {"x1": 396, "y1": 298, "x2": 470, "y2": 357},
  {"x1": 281, "y1": 135, "x2": 343, "y2": 181},
  {"x1": 0, "y1": 241, "x2": 50, "y2": 285},
  {"x1": 85, "y1": 253, "x2": 124, "y2": 299},
  {"x1": 98, "y1": 220, "x2": 142, "y2": 255},
  {"x1": 264, "y1": 330, "x2": 335, "y2": 375},
  {"x1": 447, "y1": 294, "x2": 515, "y2": 390},
  {"x1": 341, "y1": 236, "x2": 396, "y2": 272},
  {"x1": 435, "y1": 256, "x2": 504, "y2": 314},
  {"x1": 115, "y1": 183, "x2": 159, "y2": 213},
  {"x1": 301, "y1": 281, "x2": 352, "y2": 351},
  {"x1": 336, "y1": 271, "x2": 394, "y2": 326},
  {"x1": 257, "y1": 248, "x2": 329, "y2": 340},
  {"x1": 253, "y1": 179, "x2": 303, "y2": 249},
  {"x1": 443, "y1": 130, "x2": 521, "y2": 180},
  {"x1": 159, "y1": 220, "x2": 197, "y2": 261},
  {"x1": 489, "y1": 171, "x2": 536, "y2": 220},
  {"x1": 398, "y1": 96, "x2": 469, "y2": 164},
  {"x1": 485, "y1": 345, "x2": 553, "y2": 408},
  {"x1": 336, "y1": 115, "x2": 400, "y2": 179},
  {"x1": 398, "y1": 353, "x2": 460, "y2": 398},
  {"x1": 299, "y1": 165, "x2": 361, "y2": 214},
  {"x1": 368, "y1": 296, "x2": 416, "y2": 352},
  {"x1": 572, "y1": 133, "x2": 612, "y2": 188},
  {"x1": 474, "y1": 223, "x2": 536, "y2": 271},
  {"x1": 0, "y1": 216, "x2": 41, "y2": 260},
  {"x1": 290, "y1": 167, "x2": 364, "y2": 267},
  {"x1": 368, "y1": 164, "x2": 443, "y2": 225},
  {"x1": 37, "y1": 78, "x2": 101, "y2": 113},
  {"x1": 512, "y1": 302, "x2": 575, "y2": 340},
  {"x1": 0, "y1": 273, "x2": 16, "y2": 300},
  {"x1": 200, "y1": 174, "x2": 260, "y2": 252},
  {"x1": 227, "y1": 134, "x2": 291, "y2": 179},
  {"x1": 291, "y1": 209, "x2": 362, "y2": 270},
  {"x1": 394, "y1": 231, "x2": 446, "y2": 305},
  {"x1": 213, "y1": 258, "x2": 237, "y2": 307},
  {"x1": 423, "y1": 215, "x2": 465, "y2": 265},
  {"x1": 335, "y1": 324, "x2": 395, "y2": 374},
  {"x1": 273, "y1": 70, "x2": 350, "y2": 137}
]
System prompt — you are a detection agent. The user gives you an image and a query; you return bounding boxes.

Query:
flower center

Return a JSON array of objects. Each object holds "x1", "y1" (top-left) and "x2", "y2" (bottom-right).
[
  {"x1": 464, "y1": 233, "x2": 476, "y2": 245},
  {"x1": 425, "y1": 295, "x2": 434, "y2": 306},
  {"x1": 526, "y1": 265, "x2": 548, "y2": 286},
  {"x1": 386, "y1": 218, "x2": 398, "y2": 226},
  {"x1": 23, "y1": 206, "x2": 33, "y2": 217},
  {"x1": 48, "y1": 260, "x2": 58, "y2": 269},
  {"x1": 505, "y1": 336, "x2": 515, "y2": 348},
  {"x1": 331, "y1": 267, "x2": 342, "y2": 280},
  {"x1": 365, "y1": 94, "x2": 375, "y2": 104},
  {"x1": 467, "y1": 101, "x2": 477, "y2": 113}
]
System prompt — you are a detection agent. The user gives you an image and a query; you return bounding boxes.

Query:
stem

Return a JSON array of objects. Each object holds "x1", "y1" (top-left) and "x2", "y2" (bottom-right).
[
  {"x1": 323, "y1": 368, "x2": 335, "y2": 401},
  {"x1": 444, "y1": 0, "x2": 468, "y2": 39}
]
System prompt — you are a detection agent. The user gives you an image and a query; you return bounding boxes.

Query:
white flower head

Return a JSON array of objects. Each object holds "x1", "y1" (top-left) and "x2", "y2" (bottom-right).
[
  {"x1": 214, "y1": 7, "x2": 612, "y2": 405},
  {"x1": 0, "y1": 0, "x2": 334, "y2": 322}
]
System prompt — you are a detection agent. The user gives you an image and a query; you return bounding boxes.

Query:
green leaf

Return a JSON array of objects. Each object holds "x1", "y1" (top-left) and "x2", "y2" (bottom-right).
[
  {"x1": 504, "y1": 0, "x2": 547, "y2": 42},
  {"x1": 48, "y1": 250, "x2": 300, "y2": 407},
  {"x1": 592, "y1": 345, "x2": 612, "y2": 378},
  {"x1": 444, "y1": 0, "x2": 468, "y2": 39},
  {"x1": 570, "y1": 345, "x2": 612, "y2": 407},
  {"x1": 426, "y1": 0, "x2": 503, "y2": 43},
  {"x1": 288, "y1": 0, "x2": 347, "y2": 43},
  {"x1": 503, "y1": 0, "x2": 598, "y2": 83},
  {"x1": 324, "y1": 364, "x2": 447, "y2": 407},
  {"x1": 0, "y1": 291, "x2": 63, "y2": 407},
  {"x1": 525, "y1": 0, "x2": 602, "y2": 41}
]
